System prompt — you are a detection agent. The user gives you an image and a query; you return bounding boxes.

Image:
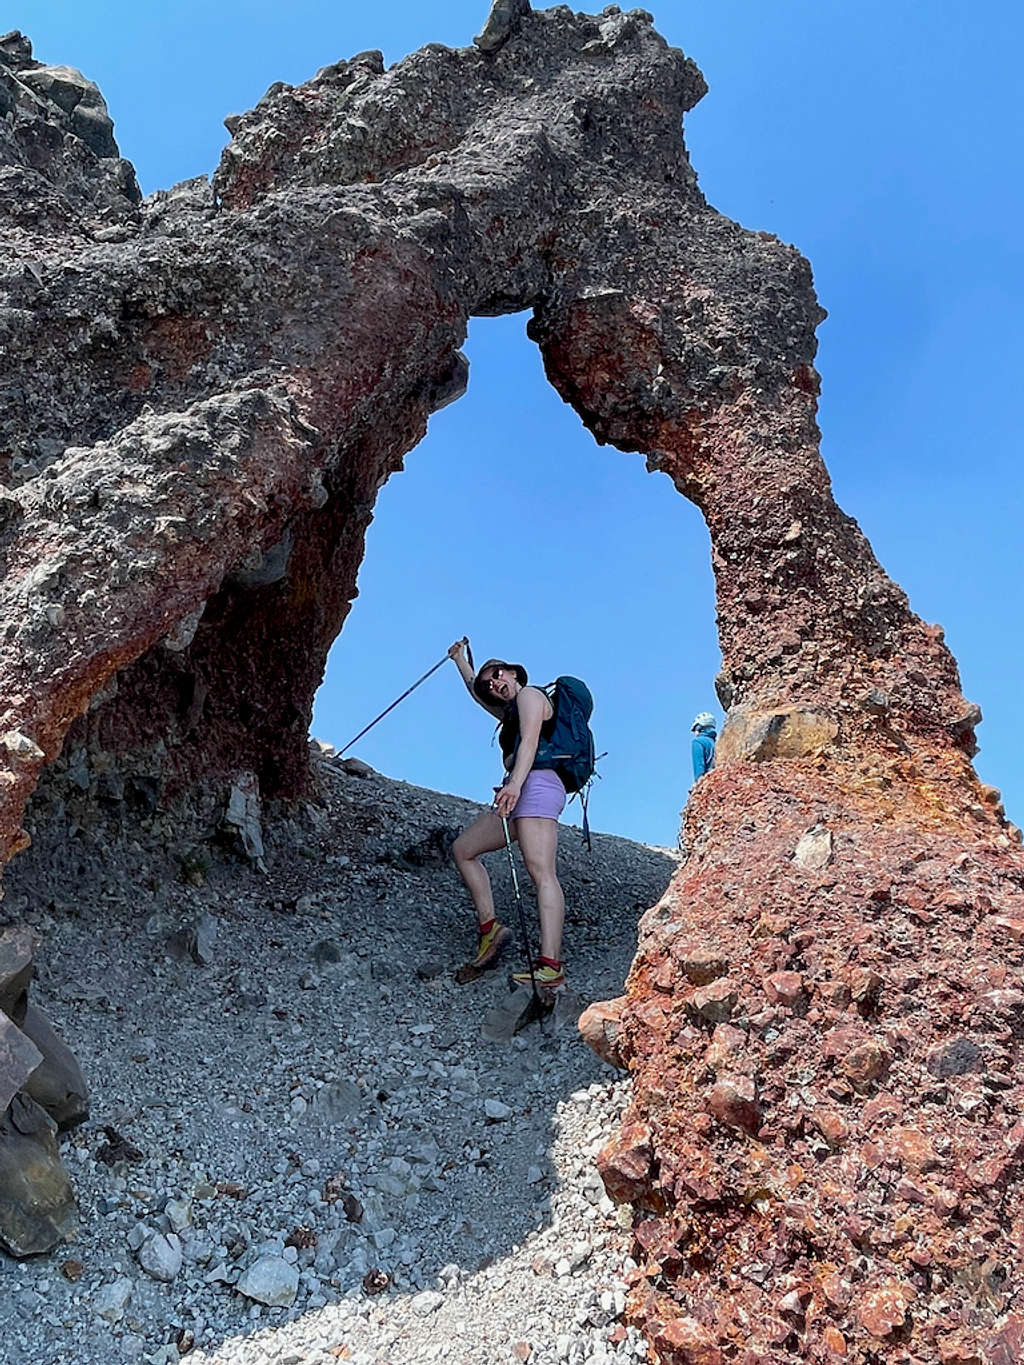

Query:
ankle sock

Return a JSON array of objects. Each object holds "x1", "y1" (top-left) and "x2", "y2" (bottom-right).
[
  {"x1": 478, "y1": 918, "x2": 496, "y2": 937},
  {"x1": 538, "y1": 956, "x2": 561, "y2": 970}
]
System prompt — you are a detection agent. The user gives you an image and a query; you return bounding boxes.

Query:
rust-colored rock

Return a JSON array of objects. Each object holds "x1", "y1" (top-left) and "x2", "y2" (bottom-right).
[
  {"x1": 856, "y1": 1282, "x2": 911, "y2": 1338},
  {"x1": 706, "y1": 1075, "x2": 761, "y2": 1134},
  {"x1": 673, "y1": 945, "x2": 729, "y2": 985},
  {"x1": 762, "y1": 969, "x2": 805, "y2": 1009},
  {"x1": 577, "y1": 996, "x2": 628, "y2": 1071},
  {"x1": 690, "y1": 979, "x2": 739, "y2": 1024},
  {"x1": 641, "y1": 1301, "x2": 724, "y2": 1365},
  {"x1": 595, "y1": 1122, "x2": 655, "y2": 1205}
]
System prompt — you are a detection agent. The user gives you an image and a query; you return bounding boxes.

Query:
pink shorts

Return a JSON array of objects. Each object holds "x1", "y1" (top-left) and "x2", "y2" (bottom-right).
[{"x1": 510, "y1": 768, "x2": 566, "y2": 821}]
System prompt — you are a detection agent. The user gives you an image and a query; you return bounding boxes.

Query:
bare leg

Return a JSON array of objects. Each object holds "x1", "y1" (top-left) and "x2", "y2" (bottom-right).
[
  {"x1": 452, "y1": 810, "x2": 507, "y2": 927},
  {"x1": 514, "y1": 816, "x2": 564, "y2": 963}
]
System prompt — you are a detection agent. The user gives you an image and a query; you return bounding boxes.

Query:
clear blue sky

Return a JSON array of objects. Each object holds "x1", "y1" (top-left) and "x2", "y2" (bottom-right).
[{"x1": 16, "y1": 1, "x2": 1023, "y2": 846}]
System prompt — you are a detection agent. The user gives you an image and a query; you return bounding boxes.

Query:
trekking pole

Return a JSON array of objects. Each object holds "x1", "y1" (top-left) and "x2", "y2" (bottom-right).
[
  {"x1": 338, "y1": 637, "x2": 471, "y2": 757},
  {"x1": 501, "y1": 815, "x2": 544, "y2": 1019}
]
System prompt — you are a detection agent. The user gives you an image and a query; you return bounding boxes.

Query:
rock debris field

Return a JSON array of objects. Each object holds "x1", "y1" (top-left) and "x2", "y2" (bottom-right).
[{"x1": 0, "y1": 752, "x2": 677, "y2": 1365}]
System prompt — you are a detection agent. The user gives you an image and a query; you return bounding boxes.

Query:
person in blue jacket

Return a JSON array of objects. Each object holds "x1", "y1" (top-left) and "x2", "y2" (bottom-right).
[{"x1": 691, "y1": 712, "x2": 717, "y2": 779}]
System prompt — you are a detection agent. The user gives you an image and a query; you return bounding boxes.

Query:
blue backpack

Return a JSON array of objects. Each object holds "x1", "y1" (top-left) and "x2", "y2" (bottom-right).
[
  {"x1": 534, "y1": 676, "x2": 596, "y2": 795},
  {"x1": 500, "y1": 677, "x2": 598, "y2": 844}
]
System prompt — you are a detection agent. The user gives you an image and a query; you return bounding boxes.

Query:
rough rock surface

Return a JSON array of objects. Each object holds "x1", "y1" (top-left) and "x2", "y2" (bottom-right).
[{"x1": 1, "y1": 2, "x2": 1023, "y2": 1361}]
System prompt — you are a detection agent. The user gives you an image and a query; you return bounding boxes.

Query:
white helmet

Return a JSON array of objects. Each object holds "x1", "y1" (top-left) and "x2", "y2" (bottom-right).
[{"x1": 691, "y1": 712, "x2": 716, "y2": 733}]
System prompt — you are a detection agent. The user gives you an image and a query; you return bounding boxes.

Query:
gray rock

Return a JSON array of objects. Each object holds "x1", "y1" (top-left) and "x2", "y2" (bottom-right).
[
  {"x1": 164, "y1": 1197, "x2": 191, "y2": 1232},
  {"x1": 0, "y1": 1094, "x2": 77, "y2": 1256},
  {"x1": 19, "y1": 1003, "x2": 89, "y2": 1129},
  {"x1": 222, "y1": 773, "x2": 267, "y2": 867},
  {"x1": 481, "y1": 987, "x2": 550, "y2": 1042},
  {"x1": 137, "y1": 1229, "x2": 182, "y2": 1282},
  {"x1": 859, "y1": 688, "x2": 890, "y2": 715},
  {"x1": 14, "y1": 58, "x2": 120, "y2": 159},
  {"x1": 338, "y1": 757, "x2": 374, "y2": 778},
  {"x1": 427, "y1": 349, "x2": 469, "y2": 414},
  {"x1": 0, "y1": 926, "x2": 36, "y2": 1022},
  {"x1": 225, "y1": 529, "x2": 294, "y2": 590},
  {"x1": 475, "y1": 0, "x2": 532, "y2": 52},
  {"x1": 310, "y1": 1079, "x2": 363, "y2": 1125},
  {"x1": 926, "y1": 1036, "x2": 983, "y2": 1078},
  {"x1": 235, "y1": 1254, "x2": 299, "y2": 1307},
  {"x1": 414, "y1": 960, "x2": 446, "y2": 981},
  {"x1": 166, "y1": 911, "x2": 218, "y2": 966},
  {"x1": 161, "y1": 605, "x2": 204, "y2": 652},
  {"x1": 0, "y1": 1010, "x2": 43, "y2": 1114},
  {"x1": 92, "y1": 1275, "x2": 133, "y2": 1323},
  {"x1": 313, "y1": 939, "x2": 343, "y2": 966}
]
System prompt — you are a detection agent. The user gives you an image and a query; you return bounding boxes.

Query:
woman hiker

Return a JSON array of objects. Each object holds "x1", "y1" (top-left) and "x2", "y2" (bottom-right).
[{"x1": 447, "y1": 640, "x2": 566, "y2": 988}]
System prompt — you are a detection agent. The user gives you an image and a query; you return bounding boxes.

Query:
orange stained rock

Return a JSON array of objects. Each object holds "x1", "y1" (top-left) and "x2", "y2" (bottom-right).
[
  {"x1": 855, "y1": 1282, "x2": 913, "y2": 1338},
  {"x1": 820, "y1": 1326, "x2": 847, "y2": 1356}
]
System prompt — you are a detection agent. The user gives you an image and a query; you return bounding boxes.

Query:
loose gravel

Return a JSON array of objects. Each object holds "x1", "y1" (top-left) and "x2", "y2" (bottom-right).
[{"x1": 0, "y1": 756, "x2": 677, "y2": 1365}]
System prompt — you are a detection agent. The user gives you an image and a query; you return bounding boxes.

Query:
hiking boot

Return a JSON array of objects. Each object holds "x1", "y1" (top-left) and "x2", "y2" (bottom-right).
[
  {"x1": 470, "y1": 921, "x2": 510, "y2": 969},
  {"x1": 511, "y1": 962, "x2": 565, "y2": 989}
]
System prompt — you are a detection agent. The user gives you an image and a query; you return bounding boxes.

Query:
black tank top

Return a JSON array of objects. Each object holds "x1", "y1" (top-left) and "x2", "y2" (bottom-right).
[{"x1": 498, "y1": 687, "x2": 555, "y2": 766}]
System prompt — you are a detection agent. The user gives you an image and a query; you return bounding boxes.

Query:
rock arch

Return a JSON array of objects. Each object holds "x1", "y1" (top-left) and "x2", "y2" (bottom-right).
[{"x1": 1, "y1": 5, "x2": 1022, "y2": 1357}]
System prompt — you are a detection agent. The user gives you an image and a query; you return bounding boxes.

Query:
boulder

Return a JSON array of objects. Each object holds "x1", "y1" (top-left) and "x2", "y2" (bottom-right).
[
  {"x1": 221, "y1": 773, "x2": 266, "y2": 868},
  {"x1": 20, "y1": 1003, "x2": 89, "y2": 1129},
  {"x1": 578, "y1": 996, "x2": 627, "y2": 1070},
  {"x1": 0, "y1": 1011, "x2": 42, "y2": 1114},
  {"x1": 716, "y1": 708, "x2": 838, "y2": 763},
  {"x1": 0, "y1": 1094, "x2": 76, "y2": 1255},
  {"x1": 0, "y1": 926, "x2": 37, "y2": 1024},
  {"x1": 235, "y1": 1254, "x2": 299, "y2": 1307}
]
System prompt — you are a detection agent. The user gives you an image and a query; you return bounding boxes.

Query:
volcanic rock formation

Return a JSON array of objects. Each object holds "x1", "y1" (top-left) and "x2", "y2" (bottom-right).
[{"x1": 1, "y1": 3, "x2": 1022, "y2": 1359}]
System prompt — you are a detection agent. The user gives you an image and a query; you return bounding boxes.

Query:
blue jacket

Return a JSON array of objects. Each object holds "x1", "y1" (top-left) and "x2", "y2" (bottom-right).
[{"x1": 692, "y1": 731, "x2": 716, "y2": 780}]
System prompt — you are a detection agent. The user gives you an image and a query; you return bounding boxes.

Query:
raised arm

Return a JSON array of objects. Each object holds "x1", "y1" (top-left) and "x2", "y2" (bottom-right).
[{"x1": 448, "y1": 639, "x2": 504, "y2": 719}]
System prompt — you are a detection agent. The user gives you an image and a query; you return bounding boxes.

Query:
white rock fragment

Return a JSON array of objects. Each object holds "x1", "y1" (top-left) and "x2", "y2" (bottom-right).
[
  {"x1": 1, "y1": 730, "x2": 44, "y2": 762},
  {"x1": 411, "y1": 1289, "x2": 444, "y2": 1315},
  {"x1": 794, "y1": 824, "x2": 834, "y2": 870},
  {"x1": 484, "y1": 1098, "x2": 513, "y2": 1120}
]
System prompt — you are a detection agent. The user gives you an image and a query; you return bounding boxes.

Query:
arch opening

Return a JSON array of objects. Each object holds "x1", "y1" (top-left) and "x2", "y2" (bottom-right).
[{"x1": 312, "y1": 312, "x2": 720, "y2": 849}]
